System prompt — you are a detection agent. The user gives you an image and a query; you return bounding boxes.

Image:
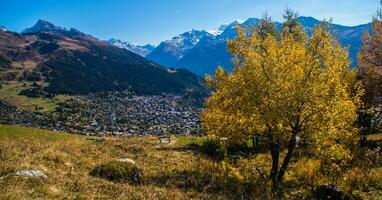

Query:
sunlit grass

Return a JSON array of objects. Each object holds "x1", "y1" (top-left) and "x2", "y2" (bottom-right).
[
  {"x1": 0, "y1": 124, "x2": 83, "y2": 142},
  {"x1": 0, "y1": 125, "x2": 381, "y2": 199},
  {"x1": 0, "y1": 81, "x2": 70, "y2": 112},
  {"x1": 368, "y1": 133, "x2": 382, "y2": 142}
]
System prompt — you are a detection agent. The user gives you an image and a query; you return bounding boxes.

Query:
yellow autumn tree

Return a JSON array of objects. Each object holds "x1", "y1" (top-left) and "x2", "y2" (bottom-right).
[{"x1": 202, "y1": 20, "x2": 362, "y2": 190}]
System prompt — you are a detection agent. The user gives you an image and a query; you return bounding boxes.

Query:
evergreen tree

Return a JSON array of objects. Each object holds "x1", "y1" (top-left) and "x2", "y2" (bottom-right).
[
  {"x1": 281, "y1": 8, "x2": 305, "y2": 41},
  {"x1": 257, "y1": 13, "x2": 278, "y2": 40}
]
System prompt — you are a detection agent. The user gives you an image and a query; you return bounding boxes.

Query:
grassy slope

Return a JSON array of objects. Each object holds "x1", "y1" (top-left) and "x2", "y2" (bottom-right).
[
  {"x1": 1, "y1": 125, "x2": 381, "y2": 199},
  {"x1": 0, "y1": 81, "x2": 69, "y2": 112},
  {"x1": 0, "y1": 125, "x2": 227, "y2": 199},
  {"x1": 0, "y1": 124, "x2": 80, "y2": 142}
]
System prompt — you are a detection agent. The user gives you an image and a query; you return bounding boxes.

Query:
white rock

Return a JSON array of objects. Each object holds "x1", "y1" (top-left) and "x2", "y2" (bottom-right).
[
  {"x1": 117, "y1": 158, "x2": 135, "y2": 164},
  {"x1": 15, "y1": 170, "x2": 48, "y2": 179}
]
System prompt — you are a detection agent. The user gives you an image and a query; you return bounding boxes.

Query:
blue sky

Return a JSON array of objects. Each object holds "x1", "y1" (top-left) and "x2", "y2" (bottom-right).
[{"x1": 0, "y1": 0, "x2": 379, "y2": 45}]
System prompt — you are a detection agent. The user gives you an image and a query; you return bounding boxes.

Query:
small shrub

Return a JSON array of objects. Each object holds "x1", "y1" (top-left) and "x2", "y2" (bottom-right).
[
  {"x1": 319, "y1": 144, "x2": 353, "y2": 182},
  {"x1": 368, "y1": 167, "x2": 382, "y2": 189},
  {"x1": 287, "y1": 158, "x2": 320, "y2": 185},
  {"x1": 201, "y1": 136, "x2": 227, "y2": 161},
  {"x1": 0, "y1": 165, "x2": 15, "y2": 177},
  {"x1": 126, "y1": 146, "x2": 145, "y2": 154},
  {"x1": 19, "y1": 87, "x2": 45, "y2": 98},
  {"x1": 42, "y1": 154, "x2": 64, "y2": 165},
  {"x1": 90, "y1": 161, "x2": 144, "y2": 184},
  {"x1": 341, "y1": 167, "x2": 368, "y2": 192}
]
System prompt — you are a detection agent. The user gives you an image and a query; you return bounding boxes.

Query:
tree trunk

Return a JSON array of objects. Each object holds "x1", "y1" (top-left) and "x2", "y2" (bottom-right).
[
  {"x1": 269, "y1": 141, "x2": 280, "y2": 191},
  {"x1": 269, "y1": 124, "x2": 300, "y2": 193},
  {"x1": 252, "y1": 134, "x2": 260, "y2": 153},
  {"x1": 252, "y1": 135, "x2": 256, "y2": 153},
  {"x1": 256, "y1": 135, "x2": 259, "y2": 152},
  {"x1": 276, "y1": 130, "x2": 298, "y2": 183}
]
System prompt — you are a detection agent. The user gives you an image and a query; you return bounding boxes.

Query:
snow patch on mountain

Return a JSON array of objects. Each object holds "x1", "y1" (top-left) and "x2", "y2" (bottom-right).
[
  {"x1": 145, "y1": 29, "x2": 213, "y2": 67},
  {"x1": 0, "y1": 26, "x2": 7, "y2": 32},
  {"x1": 147, "y1": 16, "x2": 372, "y2": 75},
  {"x1": 107, "y1": 38, "x2": 155, "y2": 57}
]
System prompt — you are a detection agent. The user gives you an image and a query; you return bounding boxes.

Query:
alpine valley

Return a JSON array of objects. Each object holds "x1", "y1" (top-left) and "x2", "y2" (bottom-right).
[
  {"x1": 1, "y1": 2, "x2": 382, "y2": 199},
  {"x1": 0, "y1": 17, "x2": 372, "y2": 135},
  {"x1": 0, "y1": 20, "x2": 208, "y2": 135}
]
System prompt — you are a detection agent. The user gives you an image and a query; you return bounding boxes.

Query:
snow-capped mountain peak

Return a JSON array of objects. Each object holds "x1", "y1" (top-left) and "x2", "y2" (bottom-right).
[
  {"x1": 207, "y1": 23, "x2": 230, "y2": 36},
  {"x1": 147, "y1": 16, "x2": 372, "y2": 76},
  {"x1": 107, "y1": 38, "x2": 125, "y2": 48},
  {"x1": 207, "y1": 29, "x2": 222, "y2": 36},
  {"x1": 106, "y1": 38, "x2": 155, "y2": 57},
  {"x1": 145, "y1": 29, "x2": 214, "y2": 67},
  {"x1": 175, "y1": 29, "x2": 211, "y2": 42},
  {"x1": 0, "y1": 26, "x2": 7, "y2": 32},
  {"x1": 161, "y1": 29, "x2": 212, "y2": 57}
]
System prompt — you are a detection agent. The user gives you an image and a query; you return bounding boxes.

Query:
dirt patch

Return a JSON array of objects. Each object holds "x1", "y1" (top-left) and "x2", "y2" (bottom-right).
[{"x1": 58, "y1": 38, "x2": 88, "y2": 51}]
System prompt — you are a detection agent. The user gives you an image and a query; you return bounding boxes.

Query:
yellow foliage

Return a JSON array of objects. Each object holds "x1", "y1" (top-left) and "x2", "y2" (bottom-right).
[
  {"x1": 202, "y1": 23, "x2": 362, "y2": 177},
  {"x1": 319, "y1": 144, "x2": 353, "y2": 178},
  {"x1": 287, "y1": 158, "x2": 320, "y2": 182}
]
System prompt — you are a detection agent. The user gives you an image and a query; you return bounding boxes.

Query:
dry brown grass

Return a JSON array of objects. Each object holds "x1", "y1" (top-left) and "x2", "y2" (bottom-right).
[
  {"x1": 368, "y1": 133, "x2": 382, "y2": 142},
  {"x1": 0, "y1": 125, "x2": 241, "y2": 199},
  {"x1": 58, "y1": 38, "x2": 89, "y2": 52},
  {"x1": 1, "y1": 125, "x2": 382, "y2": 199}
]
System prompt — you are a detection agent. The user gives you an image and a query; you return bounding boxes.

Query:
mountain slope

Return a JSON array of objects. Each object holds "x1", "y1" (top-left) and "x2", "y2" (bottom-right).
[
  {"x1": 177, "y1": 35, "x2": 231, "y2": 75},
  {"x1": 0, "y1": 20, "x2": 208, "y2": 99},
  {"x1": 148, "y1": 16, "x2": 371, "y2": 76}
]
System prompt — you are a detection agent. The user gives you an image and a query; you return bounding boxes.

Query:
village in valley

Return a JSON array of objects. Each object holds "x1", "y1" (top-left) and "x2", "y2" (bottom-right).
[{"x1": 0, "y1": 90, "x2": 202, "y2": 136}]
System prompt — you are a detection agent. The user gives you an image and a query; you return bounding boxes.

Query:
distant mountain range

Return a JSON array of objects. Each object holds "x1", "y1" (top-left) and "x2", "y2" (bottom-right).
[
  {"x1": 0, "y1": 16, "x2": 371, "y2": 100},
  {"x1": 0, "y1": 20, "x2": 208, "y2": 102},
  {"x1": 23, "y1": 19, "x2": 95, "y2": 39},
  {"x1": 146, "y1": 30, "x2": 214, "y2": 68},
  {"x1": 106, "y1": 38, "x2": 155, "y2": 57},
  {"x1": 109, "y1": 16, "x2": 371, "y2": 76}
]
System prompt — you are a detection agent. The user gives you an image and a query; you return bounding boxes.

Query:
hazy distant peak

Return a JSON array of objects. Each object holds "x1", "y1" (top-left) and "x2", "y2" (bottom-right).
[
  {"x1": 106, "y1": 38, "x2": 155, "y2": 57},
  {"x1": 23, "y1": 19, "x2": 67, "y2": 34},
  {"x1": 178, "y1": 29, "x2": 211, "y2": 38},
  {"x1": 207, "y1": 29, "x2": 222, "y2": 36},
  {"x1": 242, "y1": 18, "x2": 260, "y2": 26},
  {"x1": 297, "y1": 16, "x2": 321, "y2": 27},
  {"x1": 0, "y1": 26, "x2": 7, "y2": 32},
  {"x1": 218, "y1": 24, "x2": 228, "y2": 32},
  {"x1": 107, "y1": 38, "x2": 124, "y2": 44}
]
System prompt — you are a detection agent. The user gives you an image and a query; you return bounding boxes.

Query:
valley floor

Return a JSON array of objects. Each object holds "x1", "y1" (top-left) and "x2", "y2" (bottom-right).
[
  {"x1": 0, "y1": 124, "x2": 381, "y2": 199},
  {"x1": 0, "y1": 81, "x2": 201, "y2": 136}
]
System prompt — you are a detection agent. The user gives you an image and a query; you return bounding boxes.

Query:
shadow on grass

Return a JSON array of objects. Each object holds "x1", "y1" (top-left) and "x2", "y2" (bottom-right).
[
  {"x1": 155, "y1": 143, "x2": 200, "y2": 153},
  {"x1": 146, "y1": 168, "x2": 264, "y2": 199},
  {"x1": 156, "y1": 142, "x2": 271, "y2": 161}
]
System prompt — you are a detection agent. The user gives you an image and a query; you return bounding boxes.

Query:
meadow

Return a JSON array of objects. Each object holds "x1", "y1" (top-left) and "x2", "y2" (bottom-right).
[
  {"x1": 0, "y1": 124, "x2": 381, "y2": 199},
  {"x1": 0, "y1": 81, "x2": 69, "y2": 112}
]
